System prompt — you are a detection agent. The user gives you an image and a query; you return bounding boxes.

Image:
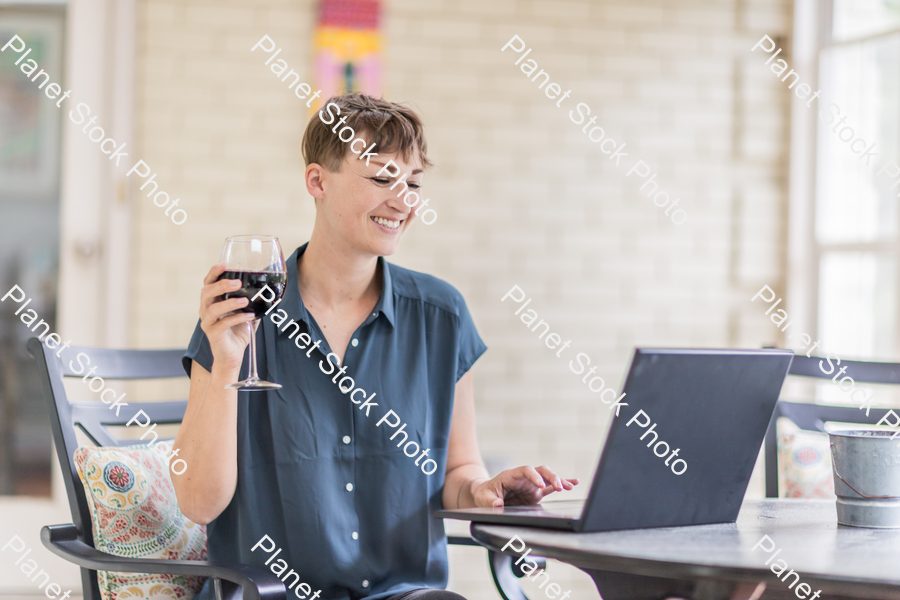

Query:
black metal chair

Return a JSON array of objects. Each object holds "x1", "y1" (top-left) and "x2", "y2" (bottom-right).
[
  {"x1": 764, "y1": 353, "x2": 900, "y2": 498},
  {"x1": 28, "y1": 338, "x2": 536, "y2": 600}
]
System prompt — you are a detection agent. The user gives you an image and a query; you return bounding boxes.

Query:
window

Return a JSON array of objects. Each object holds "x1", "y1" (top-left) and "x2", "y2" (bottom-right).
[
  {"x1": 813, "y1": 0, "x2": 900, "y2": 359},
  {"x1": 0, "y1": 6, "x2": 65, "y2": 497}
]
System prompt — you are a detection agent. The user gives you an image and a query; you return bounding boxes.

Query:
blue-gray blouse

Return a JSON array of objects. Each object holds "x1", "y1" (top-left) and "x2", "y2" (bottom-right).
[{"x1": 183, "y1": 243, "x2": 487, "y2": 600}]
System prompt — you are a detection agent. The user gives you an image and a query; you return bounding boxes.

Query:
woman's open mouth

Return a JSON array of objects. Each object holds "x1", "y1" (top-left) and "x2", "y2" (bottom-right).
[{"x1": 371, "y1": 216, "x2": 402, "y2": 232}]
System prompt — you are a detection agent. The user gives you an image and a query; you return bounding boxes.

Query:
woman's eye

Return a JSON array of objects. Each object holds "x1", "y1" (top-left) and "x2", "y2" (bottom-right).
[
  {"x1": 371, "y1": 178, "x2": 390, "y2": 185},
  {"x1": 408, "y1": 183, "x2": 421, "y2": 190}
]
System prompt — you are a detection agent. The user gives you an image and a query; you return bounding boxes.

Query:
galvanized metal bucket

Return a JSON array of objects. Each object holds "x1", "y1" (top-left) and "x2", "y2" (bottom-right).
[{"x1": 829, "y1": 430, "x2": 900, "y2": 528}]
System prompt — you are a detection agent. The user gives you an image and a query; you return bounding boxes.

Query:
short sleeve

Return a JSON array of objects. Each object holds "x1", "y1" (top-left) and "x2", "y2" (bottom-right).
[
  {"x1": 183, "y1": 318, "x2": 214, "y2": 377},
  {"x1": 455, "y1": 296, "x2": 488, "y2": 381}
]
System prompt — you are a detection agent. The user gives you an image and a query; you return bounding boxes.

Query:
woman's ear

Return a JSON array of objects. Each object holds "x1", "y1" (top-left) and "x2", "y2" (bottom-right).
[{"x1": 305, "y1": 163, "x2": 327, "y2": 201}]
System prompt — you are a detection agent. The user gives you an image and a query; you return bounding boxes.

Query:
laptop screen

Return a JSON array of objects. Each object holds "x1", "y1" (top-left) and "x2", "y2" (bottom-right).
[{"x1": 580, "y1": 348, "x2": 794, "y2": 532}]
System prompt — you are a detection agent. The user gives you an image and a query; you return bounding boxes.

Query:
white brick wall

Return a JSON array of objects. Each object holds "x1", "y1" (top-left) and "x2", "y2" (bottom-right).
[{"x1": 131, "y1": 0, "x2": 792, "y2": 598}]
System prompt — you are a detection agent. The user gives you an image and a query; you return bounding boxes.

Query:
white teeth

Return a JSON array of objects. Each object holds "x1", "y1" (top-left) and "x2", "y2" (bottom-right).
[{"x1": 372, "y1": 216, "x2": 400, "y2": 230}]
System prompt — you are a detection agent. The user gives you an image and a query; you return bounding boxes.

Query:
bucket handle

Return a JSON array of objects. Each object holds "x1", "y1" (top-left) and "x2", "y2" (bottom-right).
[{"x1": 830, "y1": 442, "x2": 900, "y2": 500}]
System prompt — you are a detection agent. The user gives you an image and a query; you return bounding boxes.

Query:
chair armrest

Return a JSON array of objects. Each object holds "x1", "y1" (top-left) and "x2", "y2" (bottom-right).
[
  {"x1": 447, "y1": 535, "x2": 481, "y2": 547},
  {"x1": 42, "y1": 524, "x2": 286, "y2": 600},
  {"x1": 488, "y1": 551, "x2": 529, "y2": 600},
  {"x1": 446, "y1": 527, "x2": 540, "y2": 600}
]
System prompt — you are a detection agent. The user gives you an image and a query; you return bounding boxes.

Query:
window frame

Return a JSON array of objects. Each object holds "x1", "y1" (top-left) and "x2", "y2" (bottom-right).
[{"x1": 789, "y1": 0, "x2": 900, "y2": 359}]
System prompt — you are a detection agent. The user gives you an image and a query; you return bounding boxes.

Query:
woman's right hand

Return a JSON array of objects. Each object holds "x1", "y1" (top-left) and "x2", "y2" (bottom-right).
[{"x1": 199, "y1": 263, "x2": 257, "y2": 372}]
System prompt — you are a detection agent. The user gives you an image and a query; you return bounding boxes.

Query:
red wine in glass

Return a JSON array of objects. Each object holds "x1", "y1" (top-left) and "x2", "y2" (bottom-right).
[
  {"x1": 217, "y1": 235, "x2": 287, "y2": 391},
  {"x1": 218, "y1": 271, "x2": 287, "y2": 318}
]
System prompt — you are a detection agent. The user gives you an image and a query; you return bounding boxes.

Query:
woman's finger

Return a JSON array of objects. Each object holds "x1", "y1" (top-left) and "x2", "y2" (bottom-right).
[
  {"x1": 202, "y1": 303, "x2": 252, "y2": 333},
  {"x1": 520, "y1": 465, "x2": 546, "y2": 489},
  {"x1": 207, "y1": 297, "x2": 249, "y2": 321},
  {"x1": 211, "y1": 311, "x2": 256, "y2": 333},
  {"x1": 202, "y1": 262, "x2": 227, "y2": 286},
  {"x1": 201, "y1": 303, "x2": 244, "y2": 332},
  {"x1": 534, "y1": 465, "x2": 563, "y2": 491},
  {"x1": 201, "y1": 278, "x2": 243, "y2": 310},
  {"x1": 538, "y1": 485, "x2": 557, "y2": 498},
  {"x1": 473, "y1": 478, "x2": 505, "y2": 508}
]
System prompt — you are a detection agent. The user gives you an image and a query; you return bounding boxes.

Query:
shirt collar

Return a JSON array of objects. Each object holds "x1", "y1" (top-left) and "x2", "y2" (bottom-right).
[
  {"x1": 290, "y1": 242, "x2": 395, "y2": 329},
  {"x1": 375, "y1": 255, "x2": 396, "y2": 328}
]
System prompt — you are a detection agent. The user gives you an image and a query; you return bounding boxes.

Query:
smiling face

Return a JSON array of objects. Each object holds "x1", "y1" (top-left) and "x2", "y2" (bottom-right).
[{"x1": 306, "y1": 149, "x2": 424, "y2": 258}]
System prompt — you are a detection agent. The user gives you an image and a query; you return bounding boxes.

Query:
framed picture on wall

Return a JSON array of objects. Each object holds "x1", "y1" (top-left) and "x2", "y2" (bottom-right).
[{"x1": 0, "y1": 11, "x2": 63, "y2": 198}]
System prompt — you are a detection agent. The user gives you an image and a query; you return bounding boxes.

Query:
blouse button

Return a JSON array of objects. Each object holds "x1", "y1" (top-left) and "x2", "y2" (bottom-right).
[
  {"x1": 362, "y1": 580, "x2": 369, "y2": 588},
  {"x1": 351, "y1": 338, "x2": 359, "y2": 347},
  {"x1": 352, "y1": 531, "x2": 359, "y2": 540},
  {"x1": 343, "y1": 436, "x2": 351, "y2": 444},
  {"x1": 346, "y1": 483, "x2": 354, "y2": 492}
]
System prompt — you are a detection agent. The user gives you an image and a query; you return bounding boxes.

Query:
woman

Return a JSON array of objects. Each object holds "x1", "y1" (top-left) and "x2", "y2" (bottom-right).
[{"x1": 173, "y1": 93, "x2": 578, "y2": 600}]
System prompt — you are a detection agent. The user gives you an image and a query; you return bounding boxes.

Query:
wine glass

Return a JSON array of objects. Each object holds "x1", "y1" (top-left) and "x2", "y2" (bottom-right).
[{"x1": 217, "y1": 235, "x2": 287, "y2": 390}]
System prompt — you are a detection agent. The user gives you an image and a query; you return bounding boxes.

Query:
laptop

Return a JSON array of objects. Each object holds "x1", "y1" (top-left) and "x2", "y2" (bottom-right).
[{"x1": 436, "y1": 347, "x2": 794, "y2": 532}]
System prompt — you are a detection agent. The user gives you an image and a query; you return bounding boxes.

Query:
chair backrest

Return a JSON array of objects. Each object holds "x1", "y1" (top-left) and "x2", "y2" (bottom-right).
[
  {"x1": 764, "y1": 354, "x2": 900, "y2": 498},
  {"x1": 27, "y1": 338, "x2": 189, "y2": 600}
]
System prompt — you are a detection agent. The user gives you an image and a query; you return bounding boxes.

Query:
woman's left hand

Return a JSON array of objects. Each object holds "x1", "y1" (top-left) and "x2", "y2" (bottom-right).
[{"x1": 471, "y1": 465, "x2": 579, "y2": 508}]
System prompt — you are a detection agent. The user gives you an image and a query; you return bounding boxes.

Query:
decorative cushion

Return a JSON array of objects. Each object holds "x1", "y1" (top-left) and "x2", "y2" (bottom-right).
[
  {"x1": 74, "y1": 441, "x2": 207, "y2": 600},
  {"x1": 776, "y1": 417, "x2": 835, "y2": 498}
]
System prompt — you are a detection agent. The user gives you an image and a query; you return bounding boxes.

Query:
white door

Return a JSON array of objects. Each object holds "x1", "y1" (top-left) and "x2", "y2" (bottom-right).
[{"x1": 0, "y1": 0, "x2": 134, "y2": 593}]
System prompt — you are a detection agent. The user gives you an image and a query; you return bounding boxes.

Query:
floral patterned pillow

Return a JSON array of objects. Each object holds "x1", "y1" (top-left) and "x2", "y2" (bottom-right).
[
  {"x1": 74, "y1": 442, "x2": 207, "y2": 600},
  {"x1": 776, "y1": 417, "x2": 836, "y2": 498}
]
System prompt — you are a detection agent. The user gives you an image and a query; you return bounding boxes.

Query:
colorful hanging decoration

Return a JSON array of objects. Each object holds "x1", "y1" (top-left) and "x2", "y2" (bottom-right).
[{"x1": 312, "y1": 0, "x2": 383, "y2": 111}]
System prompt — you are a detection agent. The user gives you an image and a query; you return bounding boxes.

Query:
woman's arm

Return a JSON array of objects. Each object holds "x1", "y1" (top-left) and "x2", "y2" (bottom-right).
[
  {"x1": 171, "y1": 264, "x2": 257, "y2": 525},
  {"x1": 443, "y1": 370, "x2": 579, "y2": 509},
  {"x1": 172, "y1": 362, "x2": 240, "y2": 524},
  {"x1": 443, "y1": 370, "x2": 491, "y2": 509}
]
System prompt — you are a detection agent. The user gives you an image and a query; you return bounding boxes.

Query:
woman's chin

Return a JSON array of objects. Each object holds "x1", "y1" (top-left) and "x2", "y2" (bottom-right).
[
  {"x1": 364, "y1": 236, "x2": 401, "y2": 257},
  {"x1": 377, "y1": 242, "x2": 400, "y2": 256}
]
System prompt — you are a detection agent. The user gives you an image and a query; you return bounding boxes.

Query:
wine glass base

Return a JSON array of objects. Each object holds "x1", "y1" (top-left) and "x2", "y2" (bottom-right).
[{"x1": 225, "y1": 379, "x2": 282, "y2": 391}]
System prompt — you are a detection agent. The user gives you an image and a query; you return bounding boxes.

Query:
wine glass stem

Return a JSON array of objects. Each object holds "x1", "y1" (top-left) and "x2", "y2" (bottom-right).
[{"x1": 246, "y1": 319, "x2": 261, "y2": 382}]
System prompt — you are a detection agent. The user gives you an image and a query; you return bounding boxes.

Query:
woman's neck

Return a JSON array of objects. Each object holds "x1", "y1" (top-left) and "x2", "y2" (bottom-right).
[{"x1": 297, "y1": 231, "x2": 381, "y2": 311}]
